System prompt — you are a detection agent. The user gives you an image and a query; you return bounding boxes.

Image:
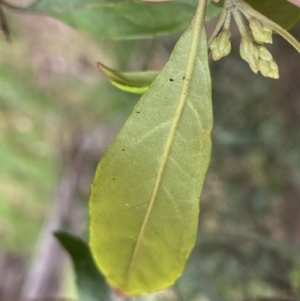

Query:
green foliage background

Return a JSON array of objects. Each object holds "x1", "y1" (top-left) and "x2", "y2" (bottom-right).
[{"x1": 0, "y1": 0, "x2": 300, "y2": 300}]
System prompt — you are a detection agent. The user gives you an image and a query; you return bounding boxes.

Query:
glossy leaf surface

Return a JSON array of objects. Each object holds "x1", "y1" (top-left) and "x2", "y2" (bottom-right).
[
  {"x1": 89, "y1": 2, "x2": 213, "y2": 295},
  {"x1": 55, "y1": 232, "x2": 111, "y2": 301},
  {"x1": 245, "y1": 0, "x2": 300, "y2": 29},
  {"x1": 27, "y1": 0, "x2": 221, "y2": 39},
  {"x1": 97, "y1": 63, "x2": 159, "y2": 94}
]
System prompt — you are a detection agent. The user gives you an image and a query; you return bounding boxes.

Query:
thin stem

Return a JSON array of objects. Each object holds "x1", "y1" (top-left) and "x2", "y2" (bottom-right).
[
  {"x1": 231, "y1": 6, "x2": 249, "y2": 38},
  {"x1": 223, "y1": 8, "x2": 232, "y2": 31},
  {"x1": 237, "y1": 0, "x2": 300, "y2": 52},
  {"x1": 208, "y1": 6, "x2": 227, "y2": 45}
]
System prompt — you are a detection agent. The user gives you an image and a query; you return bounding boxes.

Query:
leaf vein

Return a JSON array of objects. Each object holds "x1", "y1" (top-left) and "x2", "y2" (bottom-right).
[
  {"x1": 169, "y1": 155, "x2": 194, "y2": 179},
  {"x1": 162, "y1": 184, "x2": 184, "y2": 224},
  {"x1": 187, "y1": 100, "x2": 205, "y2": 132}
]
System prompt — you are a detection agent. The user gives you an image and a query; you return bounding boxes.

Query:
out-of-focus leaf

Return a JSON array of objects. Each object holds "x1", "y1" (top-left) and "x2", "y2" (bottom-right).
[
  {"x1": 54, "y1": 232, "x2": 111, "y2": 301},
  {"x1": 257, "y1": 237, "x2": 300, "y2": 266},
  {"x1": 175, "y1": 254, "x2": 225, "y2": 301},
  {"x1": 89, "y1": 0, "x2": 213, "y2": 295},
  {"x1": 206, "y1": 0, "x2": 222, "y2": 20},
  {"x1": 97, "y1": 63, "x2": 159, "y2": 94},
  {"x1": 245, "y1": 0, "x2": 300, "y2": 29},
  {"x1": 27, "y1": 0, "x2": 220, "y2": 39},
  {"x1": 0, "y1": 6, "x2": 10, "y2": 42},
  {"x1": 244, "y1": 296, "x2": 297, "y2": 301}
]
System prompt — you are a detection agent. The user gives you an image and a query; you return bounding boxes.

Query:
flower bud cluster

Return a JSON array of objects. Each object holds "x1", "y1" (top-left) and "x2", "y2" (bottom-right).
[
  {"x1": 208, "y1": 0, "x2": 287, "y2": 79},
  {"x1": 210, "y1": 30, "x2": 231, "y2": 61},
  {"x1": 240, "y1": 37, "x2": 279, "y2": 79}
]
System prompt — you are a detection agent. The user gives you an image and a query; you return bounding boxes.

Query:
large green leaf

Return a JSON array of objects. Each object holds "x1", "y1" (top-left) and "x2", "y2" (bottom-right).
[
  {"x1": 27, "y1": 0, "x2": 221, "y2": 39},
  {"x1": 89, "y1": 0, "x2": 213, "y2": 295},
  {"x1": 54, "y1": 232, "x2": 111, "y2": 301},
  {"x1": 245, "y1": 0, "x2": 300, "y2": 29}
]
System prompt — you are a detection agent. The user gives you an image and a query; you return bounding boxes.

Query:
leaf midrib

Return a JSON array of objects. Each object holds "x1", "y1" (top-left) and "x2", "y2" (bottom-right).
[{"x1": 124, "y1": 0, "x2": 207, "y2": 288}]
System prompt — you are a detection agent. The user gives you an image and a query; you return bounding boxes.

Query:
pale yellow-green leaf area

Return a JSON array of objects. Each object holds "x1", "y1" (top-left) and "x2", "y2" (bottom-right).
[
  {"x1": 97, "y1": 63, "x2": 159, "y2": 94},
  {"x1": 89, "y1": 2, "x2": 213, "y2": 295}
]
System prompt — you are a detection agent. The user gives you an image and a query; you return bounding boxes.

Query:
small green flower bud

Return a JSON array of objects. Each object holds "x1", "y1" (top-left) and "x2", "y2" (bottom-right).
[
  {"x1": 269, "y1": 61, "x2": 278, "y2": 72},
  {"x1": 211, "y1": 47, "x2": 222, "y2": 61},
  {"x1": 269, "y1": 61, "x2": 279, "y2": 79},
  {"x1": 258, "y1": 59, "x2": 270, "y2": 77},
  {"x1": 258, "y1": 59, "x2": 279, "y2": 79},
  {"x1": 240, "y1": 37, "x2": 259, "y2": 73},
  {"x1": 258, "y1": 59, "x2": 269, "y2": 72},
  {"x1": 210, "y1": 30, "x2": 231, "y2": 61},
  {"x1": 263, "y1": 25, "x2": 272, "y2": 35},
  {"x1": 257, "y1": 46, "x2": 279, "y2": 79},
  {"x1": 249, "y1": 18, "x2": 263, "y2": 33},
  {"x1": 218, "y1": 30, "x2": 231, "y2": 54},
  {"x1": 262, "y1": 25, "x2": 273, "y2": 43},
  {"x1": 210, "y1": 37, "x2": 220, "y2": 60},
  {"x1": 249, "y1": 18, "x2": 273, "y2": 44},
  {"x1": 258, "y1": 46, "x2": 273, "y2": 61}
]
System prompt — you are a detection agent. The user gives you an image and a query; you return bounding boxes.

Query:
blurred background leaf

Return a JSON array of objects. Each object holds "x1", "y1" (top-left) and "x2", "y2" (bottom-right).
[
  {"x1": 27, "y1": 0, "x2": 221, "y2": 39},
  {"x1": 55, "y1": 231, "x2": 111, "y2": 301},
  {"x1": 245, "y1": 0, "x2": 300, "y2": 29}
]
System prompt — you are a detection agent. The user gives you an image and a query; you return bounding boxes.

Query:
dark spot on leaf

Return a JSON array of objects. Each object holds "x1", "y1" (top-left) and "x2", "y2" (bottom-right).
[
  {"x1": 113, "y1": 178, "x2": 116, "y2": 181},
  {"x1": 122, "y1": 149, "x2": 125, "y2": 151},
  {"x1": 170, "y1": 78, "x2": 174, "y2": 82},
  {"x1": 183, "y1": 76, "x2": 185, "y2": 80},
  {"x1": 136, "y1": 111, "x2": 140, "y2": 114}
]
